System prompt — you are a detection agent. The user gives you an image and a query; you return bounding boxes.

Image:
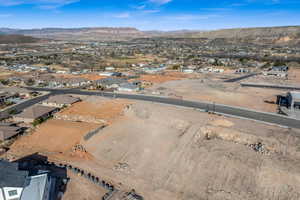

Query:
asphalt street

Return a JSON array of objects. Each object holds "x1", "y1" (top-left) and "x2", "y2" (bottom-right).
[
  {"x1": 224, "y1": 73, "x2": 258, "y2": 83},
  {"x1": 0, "y1": 93, "x2": 52, "y2": 119},
  {"x1": 21, "y1": 87, "x2": 300, "y2": 129},
  {"x1": 241, "y1": 83, "x2": 300, "y2": 90}
]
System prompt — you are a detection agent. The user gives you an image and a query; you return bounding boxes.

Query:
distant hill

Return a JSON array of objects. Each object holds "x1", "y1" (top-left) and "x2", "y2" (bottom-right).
[
  {"x1": 0, "y1": 34, "x2": 40, "y2": 44},
  {"x1": 154, "y1": 26, "x2": 300, "y2": 45},
  {"x1": 0, "y1": 27, "x2": 146, "y2": 41},
  {"x1": 0, "y1": 26, "x2": 299, "y2": 44}
]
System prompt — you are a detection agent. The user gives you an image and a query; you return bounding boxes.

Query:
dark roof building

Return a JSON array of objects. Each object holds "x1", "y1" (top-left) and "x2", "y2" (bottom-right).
[
  {"x1": 0, "y1": 125, "x2": 22, "y2": 141},
  {"x1": 94, "y1": 78, "x2": 127, "y2": 88},
  {"x1": 14, "y1": 105, "x2": 58, "y2": 123},
  {"x1": 0, "y1": 160, "x2": 29, "y2": 188},
  {"x1": 42, "y1": 95, "x2": 80, "y2": 108},
  {"x1": 0, "y1": 159, "x2": 61, "y2": 200}
]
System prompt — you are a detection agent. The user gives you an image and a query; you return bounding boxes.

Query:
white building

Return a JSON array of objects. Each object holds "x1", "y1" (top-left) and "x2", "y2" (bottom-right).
[
  {"x1": 118, "y1": 83, "x2": 140, "y2": 92},
  {"x1": 0, "y1": 160, "x2": 54, "y2": 200},
  {"x1": 99, "y1": 72, "x2": 114, "y2": 76},
  {"x1": 105, "y1": 67, "x2": 115, "y2": 71}
]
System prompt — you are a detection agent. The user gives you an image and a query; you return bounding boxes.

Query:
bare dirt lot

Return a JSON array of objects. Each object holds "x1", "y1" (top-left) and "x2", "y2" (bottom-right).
[
  {"x1": 288, "y1": 68, "x2": 300, "y2": 84},
  {"x1": 140, "y1": 68, "x2": 300, "y2": 113},
  {"x1": 62, "y1": 171, "x2": 107, "y2": 200},
  {"x1": 56, "y1": 97, "x2": 131, "y2": 124},
  {"x1": 77, "y1": 101, "x2": 300, "y2": 200},
  {"x1": 8, "y1": 119, "x2": 99, "y2": 159},
  {"x1": 4, "y1": 97, "x2": 300, "y2": 200},
  {"x1": 55, "y1": 73, "x2": 108, "y2": 81},
  {"x1": 136, "y1": 71, "x2": 193, "y2": 84},
  {"x1": 146, "y1": 78, "x2": 279, "y2": 112},
  {"x1": 6, "y1": 97, "x2": 131, "y2": 161}
]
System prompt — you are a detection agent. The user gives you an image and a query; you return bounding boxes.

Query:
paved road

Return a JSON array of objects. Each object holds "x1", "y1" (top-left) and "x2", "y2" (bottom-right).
[
  {"x1": 24, "y1": 87, "x2": 300, "y2": 129},
  {"x1": 0, "y1": 93, "x2": 52, "y2": 119},
  {"x1": 224, "y1": 73, "x2": 258, "y2": 83},
  {"x1": 241, "y1": 82, "x2": 300, "y2": 90}
]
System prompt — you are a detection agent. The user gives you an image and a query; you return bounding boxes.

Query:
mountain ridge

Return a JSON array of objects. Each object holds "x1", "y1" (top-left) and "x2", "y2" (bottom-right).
[
  {"x1": 0, "y1": 34, "x2": 40, "y2": 44},
  {"x1": 0, "y1": 25, "x2": 299, "y2": 43}
]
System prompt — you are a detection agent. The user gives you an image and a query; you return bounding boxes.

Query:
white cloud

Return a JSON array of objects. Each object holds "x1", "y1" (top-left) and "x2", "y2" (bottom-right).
[
  {"x1": 142, "y1": 9, "x2": 160, "y2": 14},
  {"x1": 169, "y1": 14, "x2": 220, "y2": 21},
  {"x1": 148, "y1": 0, "x2": 172, "y2": 5},
  {"x1": 114, "y1": 12, "x2": 130, "y2": 18},
  {"x1": 133, "y1": 4, "x2": 146, "y2": 10}
]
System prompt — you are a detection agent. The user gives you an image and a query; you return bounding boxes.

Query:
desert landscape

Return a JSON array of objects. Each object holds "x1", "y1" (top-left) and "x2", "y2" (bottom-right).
[
  {"x1": 4, "y1": 96, "x2": 300, "y2": 200},
  {"x1": 0, "y1": 4, "x2": 300, "y2": 198}
]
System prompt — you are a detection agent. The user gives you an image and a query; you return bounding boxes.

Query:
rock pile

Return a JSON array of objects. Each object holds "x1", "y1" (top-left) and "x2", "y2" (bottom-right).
[
  {"x1": 72, "y1": 144, "x2": 87, "y2": 153},
  {"x1": 248, "y1": 142, "x2": 270, "y2": 155}
]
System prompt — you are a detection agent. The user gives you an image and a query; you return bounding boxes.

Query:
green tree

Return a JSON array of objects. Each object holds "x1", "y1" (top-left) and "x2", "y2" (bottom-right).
[
  {"x1": 172, "y1": 65, "x2": 180, "y2": 70},
  {"x1": 25, "y1": 78, "x2": 35, "y2": 86},
  {"x1": 0, "y1": 79, "x2": 9, "y2": 85}
]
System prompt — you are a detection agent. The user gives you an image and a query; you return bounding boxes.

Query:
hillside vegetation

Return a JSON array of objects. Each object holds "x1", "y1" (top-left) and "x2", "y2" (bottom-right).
[
  {"x1": 0, "y1": 27, "x2": 146, "y2": 41},
  {"x1": 0, "y1": 34, "x2": 40, "y2": 44}
]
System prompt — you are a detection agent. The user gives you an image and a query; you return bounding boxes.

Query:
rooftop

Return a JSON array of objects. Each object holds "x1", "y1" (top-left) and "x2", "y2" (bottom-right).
[
  {"x1": 44, "y1": 95, "x2": 80, "y2": 105},
  {"x1": 15, "y1": 105, "x2": 57, "y2": 120},
  {"x1": 0, "y1": 125, "x2": 22, "y2": 140},
  {"x1": 21, "y1": 174, "x2": 49, "y2": 200},
  {"x1": 0, "y1": 87, "x2": 32, "y2": 94},
  {"x1": 0, "y1": 160, "x2": 29, "y2": 188},
  {"x1": 289, "y1": 91, "x2": 300, "y2": 100}
]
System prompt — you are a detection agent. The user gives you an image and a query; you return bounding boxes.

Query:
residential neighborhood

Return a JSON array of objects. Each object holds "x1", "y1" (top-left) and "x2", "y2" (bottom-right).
[{"x1": 0, "y1": 9, "x2": 300, "y2": 199}]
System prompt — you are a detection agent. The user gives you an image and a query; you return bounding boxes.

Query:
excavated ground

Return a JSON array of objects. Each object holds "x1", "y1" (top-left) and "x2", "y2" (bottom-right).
[{"x1": 79, "y1": 101, "x2": 300, "y2": 200}]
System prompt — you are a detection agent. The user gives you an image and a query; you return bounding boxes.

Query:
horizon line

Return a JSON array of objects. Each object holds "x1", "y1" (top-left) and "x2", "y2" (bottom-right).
[{"x1": 1, "y1": 24, "x2": 300, "y2": 32}]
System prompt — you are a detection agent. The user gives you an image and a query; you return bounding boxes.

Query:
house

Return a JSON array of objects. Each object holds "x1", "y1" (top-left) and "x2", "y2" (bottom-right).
[
  {"x1": 94, "y1": 78, "x2": 127, "y2": 89},
  {"x1": 263, "y1": 71, "x2": 287, "y2": 78},
  {"x1": 13, "y1": 105, "x2": 59, "y2": 123},
  {"x1": 118, "y1": 83, "x2": 140, "y2": 92},
  {"x1": 0, "y1": 87, "x2": 33, "y2": 99},
  {"x1": 263, "y1": 66, "x2": 289, "y2": 78},
  {"x1": 99, "y1": 72, "x2": 114, "y2": 77},
  {"x1": 98, "y1": 72, "x2": 122, "y2": 77},
  {"x1": 65, "y1": 78, "x2": 90, "y2": 88},
  {"x1": 0, "y1": 92, "x2": 17, "y2": 105},
  {"x1": 182, "y1": 69, "x2": 194, "y2": 74},
  {"x1": 286, "y1": 91, "x2": 300, "y2": 110},
  {"x1": 277, "y1": 91, "x2": 300, "y2": 119},
  {"x1": 56, "y1": 70, "x2": 67, "y2": 74},
  {"x1": 35, "y1": 75, "x2": 56, "y2": 87},
  {"x1": 235, "y1": 68, "x2": 251, "y2": 74},
  {"x1": 142, "y1": 66, "x2": 165, "y2": 74},
  {"x1": 105, "y1": 66, "x2": 115, "y2": 71},
  {"x1": 42, "y1": 95, "x2": 80, "y2": 108},
  {"x1": 48, "y1": 78, "x2": 65, "y2": 88},
  {"x1": 20, "y1": 174, "x2": 53, "y2": 200},
  {"x1": 271, "y1": 66, "x2": 289, "y2": 72},
  {"x1": 0, "y1": 160, "x2": 56, "y2": 200},
  {"x1": 0, "y1": 160, "x2": 28, "y2": 200},
  {"x1": 45, "y1": 78, "x2": 90, "y2": 89},
  {"x1": 0, "y1": 123, "x2": 23, "y2": 141}
]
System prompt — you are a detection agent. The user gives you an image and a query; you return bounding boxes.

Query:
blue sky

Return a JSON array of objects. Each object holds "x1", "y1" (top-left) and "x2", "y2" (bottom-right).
[{"x1": 0, "y1": 0, "x2": 299, "y2": 30}]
